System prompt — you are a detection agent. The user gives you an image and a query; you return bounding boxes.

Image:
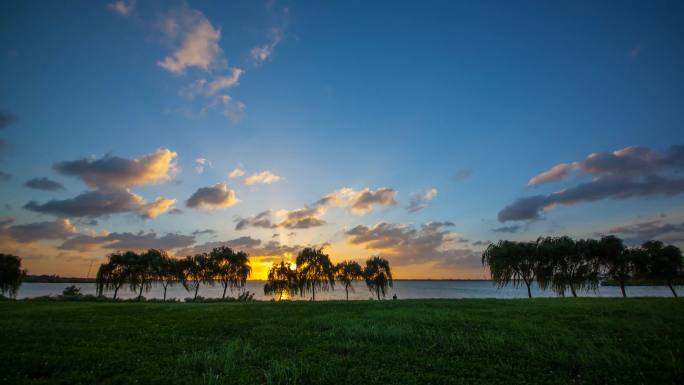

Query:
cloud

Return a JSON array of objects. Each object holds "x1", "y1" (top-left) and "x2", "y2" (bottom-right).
[
  {"x1": 250, "y1": 28, "x2": 283, "y2": 64},
  {"x1": 499, "y1": 176, "x2": 684, "y2": 222},
  {"x1": 276, "y1": 207, "x2": 327, "y2": 229},
  {"x1": 191, "y1": 229, "x2": 217, "y2": 237},
  {"x1": 24, "y1": 189, "x2": 175, "y2": 219},
  {"x1": 235, "y1": 210, "x2": 277, "y2": 230},
  {"x1": 107, "y1": 0, "x2": 135, "y2": 16},
  {"x1": 201, "y1": 94, "x2": 246, "y2": 122},
  {"x1": 471, "y1": 240, "x2": 492, "y2": 247},
  {"x1": 186, "y1": 183, "x2": 239, "y2": 209},
  {"x1": 345, "y1": 221, "x2": 479, "y2": 268},
  {"x1": 453, "y1": 169, "x2": 472, "y2": 182},
  {"x1": 59, "y1": 231, "x2": 195, "y2": 252},
  {"x1": 527, "y1": 145, "x2": 684, "y2": 187},
  {"x1": 228, "y1": 167, "x2": 245, "y2": 179},
  {"x1": 491, "y1": 225, "x2": 521, "y2": 233},
  {"x1": 194, "y1": 158, "x2": 211, "y2": 174},
  {"x1": 603, "y1": 219, "x2": 684, "y2": 245},
  {"x1": 1, "y1": 219, "x2": 76, "y2": 243},
  {"x1": 236, "y1": 186, "x2": 399, "y2": 231},
  {"x1": 244, "y1": 170, "x2": 282, "y2": 185},
  {"x1": 0, "y1": 216, "x2": 14, "y2": 227},
  {"x1": 407, "y1": 188, "x2": 438, "y2": 212},
  {"x1": 158, "y1": 8, "x2": 224, "y2": 74},
  {"x1": 183, "y1": 68, "x2": 244, "y2": 98},
  {"x1": 317, "y1": 187, "x2": 397, "y2": 215},
  {"x1": 0, "y1": 171, "x2": 11, "y2": 181},
  {"x1": 177, "y1": 236, "x2": 312, "y2": 261},
  {"x1": 139, "y1": 197, "x2": 176, "y2": 219},
  {"x1": 0, "y1": 111, "x2": 15, "y2": 129},
  {"x1": 53, "y1": 149, "x2": 177, "y2": 190},
  {"x1": 25, "y1": 189, "x2": 145, "y2": 218},
  {"x1": 501, "y1": 145, "x2": 684, "y2": 222},
  {"x1": 25, "y1": 177, "x2": 65, "y2": 191}
]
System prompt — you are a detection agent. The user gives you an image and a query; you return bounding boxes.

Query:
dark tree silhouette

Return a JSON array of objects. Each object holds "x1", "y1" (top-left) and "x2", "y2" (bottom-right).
[
  {"x1": 0, "y1": 254, "x2": 26, "y2": 298},
  {"x1": 149, "y1": 249, "x2": 183, "y2": 301},
  {"x1": 482, "y1": 240, "x2": 538, "y2": 298},
  {"x1": 130, "y1": 250, "x2": 158, "y2": 300},
  {"x1": 335, "y1": 260, "x2": 363, "y2": 301},
  {"x1": 264, "y1": 260, "x2": 298, "y2": 300},
  {"x1": 597, "y1": 236, "x2": 632, "y2": 298},
  {"x1": 638, "y1": 241, "x2": 683, "y2": 297},
  {"x1": 364, "y1": 256, "x2": 393, "y2": 300},
  {"x1": 182, "y1": 253, "x2": 214, "y2": 300},
  {"x1": 96, "y1": 251, "x2": 136, "y2": 299},
  {"x1": 295, "y1": 248, "x2": 335, "y2": 301},
  {"x1": 210, "y1": 246, "x2": 252, "y2": 299}
]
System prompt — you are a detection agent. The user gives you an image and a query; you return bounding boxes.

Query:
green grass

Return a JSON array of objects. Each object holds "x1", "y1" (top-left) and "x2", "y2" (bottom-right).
[{"x1": 0, "y1": 298, "x2": 682, "y2": 385}]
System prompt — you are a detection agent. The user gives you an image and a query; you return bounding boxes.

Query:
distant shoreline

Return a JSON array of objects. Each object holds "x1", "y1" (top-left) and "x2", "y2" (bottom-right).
[{"x1": 24, "y1": 275, "x2": 493, "y2": 284}]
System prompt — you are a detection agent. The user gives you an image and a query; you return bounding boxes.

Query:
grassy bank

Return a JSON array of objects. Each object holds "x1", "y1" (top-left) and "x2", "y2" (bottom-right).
[{"x1": 0, "y1": 299, "x2": 682, "y2": 385}]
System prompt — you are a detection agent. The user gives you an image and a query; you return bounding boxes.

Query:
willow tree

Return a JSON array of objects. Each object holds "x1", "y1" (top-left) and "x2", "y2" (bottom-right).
[
  {"x1": 536, "y1": 236, "x2": 578, "y2": 297},
  {"x1": 149, "y1": 250, "x2": 183, "y2": 301},
  {"x1": 639, "y1": 241, "x2": 683, "y2": 297},
  {"x1": 210, "y1": 246, "x2": 252, "y2": 299},
  {"x1": 182, "y1": 253, "x2": 214, "y2": 300},
  {"x1": 336, "y1": 260, "x2": 363, "y2": 301},
  {"x1": 295, "y1": 248, "x2": 335, "y2": 301},
  {"x1": 0, "y1": 253, "x2": 26, "y2": 298},
  {"x1": 129, "y1": 250, "x2": 158, "y2": 300},
  {"x1": 597, "y1": 235, "x2": 631, "y2": 298},
  {"x1": 364, "y1": 256, "x2": 393, "y2": 300},
  {"x1": 482, "y1": 240, "x2": 538, "y2": 298},
  {"x1": 96, "y1": 251, "x2": 136, "y2": 299},
  {"x1": 264, "y1": 260, "x2": 298, "y2": 300}
]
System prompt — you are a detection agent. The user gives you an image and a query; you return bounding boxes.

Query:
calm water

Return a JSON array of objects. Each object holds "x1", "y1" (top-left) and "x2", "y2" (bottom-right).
[{"x1": 15, "y1": 281, "x2": 679, "y2": 300}]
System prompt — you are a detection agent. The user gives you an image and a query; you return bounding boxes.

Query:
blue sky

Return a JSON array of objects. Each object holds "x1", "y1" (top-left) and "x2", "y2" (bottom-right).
[{"x1": 1, "y1": 0, "x2": 683, "y2": 278}]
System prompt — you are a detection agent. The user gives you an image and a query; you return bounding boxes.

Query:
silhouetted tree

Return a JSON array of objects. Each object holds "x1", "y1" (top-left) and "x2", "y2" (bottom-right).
[
  {"x1": 0, "y1": 253, "x2": 26, "y2": 298},
  {"x1": 638, "y1": 241, "x2": 683, "y2": 297},
  {"x1": 149, "y1": 250, "x2": 183, "y2": 301},
  {"x1": 96, "y1": 251, "x2": 136, "y2": 299},
  {"x1": 129, "y1": 250, "x2": 158, "y2": 300},
  {"x1": 537, "y1": 236, "x2": 579, "y2": 297},
  {"x1": 210, "y1": 246, "x2": 252, "y2": 299},
  {"x1": 335, "y1": 260, "x2": 363, "y2": 301},
  {"x1": 597, "y1": 236, "x2": 632, "y2": 298},
  {"x1": 482, "y1": 240, "x2": 538, "y2": 298},
  {"x1": 567, "y1": 238, "x2": 601, "y2": 296},
  {"x1": 364, "y1": 256, "x2": 393, "y2": 300},
  {"x1": 264, "y1": 260, "x2": 298, "y2": 300},
  {"x1": 295, "y1": 248, "x2": 335, "y2": 301},
  {"x1": 182, "y1": 253, "x2": 214, "y2": 300}
]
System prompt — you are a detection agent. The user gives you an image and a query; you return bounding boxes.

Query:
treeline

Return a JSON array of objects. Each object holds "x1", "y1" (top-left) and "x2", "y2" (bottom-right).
[
  {"x1": 482, "y1": 236, "x2": 683, "y2": 298},
  {"x1": 94, "y1": 247, "x2": 394, "y2": 301}
]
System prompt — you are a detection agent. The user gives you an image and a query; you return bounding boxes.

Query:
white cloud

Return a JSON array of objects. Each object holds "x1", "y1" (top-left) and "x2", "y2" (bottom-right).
[
  {"x1": 250, "y1": 28, "x2": 283, "y2": 64},
  {"x1": 407, "y1": 188, "x2": 438, "y2": 212},
  {"x1": 228, "y1": 167, "x2": 245, "y2": 179},
  {"x1": 107, "y1": 0, "x2": 135, "y2": 16},
  {"x1": 186, "y1": 183, "x2": 239, "y2": 210},
  {"x1": 194, "y1": 158, "x2": 211, "y2": 174},
  {"x1": 158, "y1": 9, "x2": 223, "y2": 74},
  {"x1": 244, "y1": 170, "x2": 282, "y2": 185}
]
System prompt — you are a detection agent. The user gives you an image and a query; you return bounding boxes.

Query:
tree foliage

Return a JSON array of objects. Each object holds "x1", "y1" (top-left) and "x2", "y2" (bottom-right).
[
  {"x1": 363, "y1": 256, "x2": 393, "y2": 300},
  {"x1": 0, "y1": 253, "x2": 26, "y2": 298}
]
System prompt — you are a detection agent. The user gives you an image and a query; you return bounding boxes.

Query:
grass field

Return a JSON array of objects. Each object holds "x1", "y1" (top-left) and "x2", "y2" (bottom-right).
[{"x1": 1, "y1": 298, "x2": 682, "y2": 385}]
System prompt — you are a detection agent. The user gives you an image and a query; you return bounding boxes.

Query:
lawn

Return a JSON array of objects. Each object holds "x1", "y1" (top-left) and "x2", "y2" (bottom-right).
[{"x1": 0, "y1": 298, "x2": 682, "y2": 385}]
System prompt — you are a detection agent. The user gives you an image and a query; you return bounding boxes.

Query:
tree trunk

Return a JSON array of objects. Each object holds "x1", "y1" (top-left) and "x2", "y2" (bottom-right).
[
  {"x1": 138, "y1": 284, "x2": 144, "y2": 300},
  {"x1": 312, "y1": 287, "x2": 315, "y2": 302},
  {"x1": 346, "y1": 286, "x2": 349, "y2": 301},
  {"x1": 668, "y1": 282, "x2": 678, "y2": 297},
  {"x1": 376, "y1": 287, "x2": 380, "y2": 300},
  {"x1": 113, "y1": 285, "x2": 119, "y2": 300},
  {"x1": 194, "y1": 282, "x2": 200, "y2": 300},
  {"x1": 222, "y1": 283, "x2": 228, "y2": 299},
  {"x1": 570, "y1": 284, "x2": 577, "y2": 298},
  {"x1": 620, "y1": 281, "x2": 627, "y2": 298},
  {"x1": 525, "y1": 281, "x2": 532, "y2": 299},
  {"x1": 163, "y1": 284, "x2": 168, "y2": 301}
]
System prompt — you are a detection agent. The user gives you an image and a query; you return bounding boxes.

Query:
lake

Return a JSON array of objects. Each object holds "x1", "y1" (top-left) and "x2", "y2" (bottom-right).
[{"x1": 15, "y1": 281, "x2": 679, "y2": 300}]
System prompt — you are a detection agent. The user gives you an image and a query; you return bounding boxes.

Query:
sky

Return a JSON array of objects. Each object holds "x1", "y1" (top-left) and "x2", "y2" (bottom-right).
[{"x1": 1, "y1": 0, "x2": 683, "y2": 279}]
